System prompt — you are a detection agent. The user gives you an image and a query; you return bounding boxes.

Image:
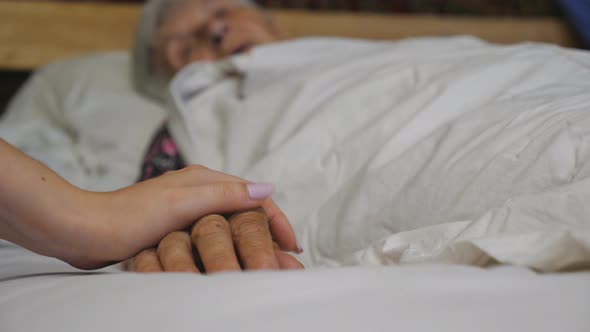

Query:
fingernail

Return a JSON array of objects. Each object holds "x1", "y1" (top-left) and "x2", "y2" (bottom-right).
[
  {"x1": 296, "y1": 238, "x2": 304, "y2": 253},
  {"x1": 247, "y1": 183, "x2": 275, "y2": 200}
]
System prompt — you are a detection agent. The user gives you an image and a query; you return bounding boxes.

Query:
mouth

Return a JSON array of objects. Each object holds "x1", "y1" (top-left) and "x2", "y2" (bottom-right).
[{"x1": 230, "y1": 43, "x2": 255, "y2": 56}]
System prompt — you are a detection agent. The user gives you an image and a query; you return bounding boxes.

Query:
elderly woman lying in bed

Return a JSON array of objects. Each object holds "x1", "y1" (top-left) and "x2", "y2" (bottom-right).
[{"x1": 129, "y1": 0, "x2": 590, "y2": 273}]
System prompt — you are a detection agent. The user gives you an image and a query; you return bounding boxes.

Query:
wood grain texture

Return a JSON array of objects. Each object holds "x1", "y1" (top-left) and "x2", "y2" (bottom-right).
[
  {"x1": 0, "y1": 1, "x2": 140, "y2": 70},
  {"x1": 0, "y1": 1, "x2": 577, "y2": 70},
  {"x1": 273, "y1": 11, "x2": 577, "y2": 46}
]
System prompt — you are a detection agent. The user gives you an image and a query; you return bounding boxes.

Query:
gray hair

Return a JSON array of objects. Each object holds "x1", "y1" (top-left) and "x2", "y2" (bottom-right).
[{"x1": 132, "y1": 0, "x2": 257, "y2": 103}]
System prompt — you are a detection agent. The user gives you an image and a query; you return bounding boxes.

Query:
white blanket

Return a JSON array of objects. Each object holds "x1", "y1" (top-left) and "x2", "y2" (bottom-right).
[
  {"x1": 1, "y1": 244, "x2": 589, "y2": 332},
  {"x1": 168, "y1": 37, "x2": 590, "y2": 272}
]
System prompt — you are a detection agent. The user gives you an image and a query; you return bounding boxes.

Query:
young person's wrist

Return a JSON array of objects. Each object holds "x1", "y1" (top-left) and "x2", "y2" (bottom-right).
[
  {"x1": 0, "y1": 177, "x2": 83, "y2": 262},
  {"x1": 50, "y1": 189, "x2": 119, "y2": 269}
]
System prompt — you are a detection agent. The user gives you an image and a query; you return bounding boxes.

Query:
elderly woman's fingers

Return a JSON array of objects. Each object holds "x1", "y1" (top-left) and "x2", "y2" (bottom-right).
[
  {"x1": 157, "y1": 232, "x2": 200, "y2": 273},
  {"x1": 229, "y1": 209, "x2": 279, "y2": 270},
  {"x1": 191, "y1": 214, "x2": 241, "y2": 273},
  {"x1": 272, "y1": 241, "x2": 304, "y2": 270},
  {"x1": 274, "y1": 249, "x2": 305, "y2": 270},
  {"x1": 164, "y1": 166, "x2": 300, "y2": 253},
  {"x1": 261, "y1": 198, "x2": 300, "y2": 253},
  {"x1": 133, "y1": 249, "x2": 164, "y2": 272}
]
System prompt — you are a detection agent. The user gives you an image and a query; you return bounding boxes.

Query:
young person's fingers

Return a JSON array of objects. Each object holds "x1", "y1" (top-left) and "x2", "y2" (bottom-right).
[
  {"x1": 157, "y1": 232, "x2": 200, "y2": 273},
  {"x1": 160, "y1": 165, "x2": 245, "y2": 187},
  {"x1": 274, "y1": 249, "x2": 305, "y2": 270},
  {"x1": 191, "y1": 214, "x2": 241, "y2": 273},
  {"x1": 228, "y1": 210, "x2": 279, "y2": 271},
  {"x1": 173, "y1": 182, "x2": 274, "y2": 223},
  {"x1": 133, "y1": 249, "x2": 164, "y2": 273}
]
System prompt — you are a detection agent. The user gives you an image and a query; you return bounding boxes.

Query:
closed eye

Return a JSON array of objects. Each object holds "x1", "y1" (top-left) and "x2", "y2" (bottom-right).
[{"x1": 214, "y1": 8, "x2": 229, "y2": 19}]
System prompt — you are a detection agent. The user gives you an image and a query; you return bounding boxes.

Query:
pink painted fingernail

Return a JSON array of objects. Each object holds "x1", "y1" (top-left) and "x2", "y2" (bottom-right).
[{"x1": 247, "y1": 183, "x2": 275, "y2": 200}]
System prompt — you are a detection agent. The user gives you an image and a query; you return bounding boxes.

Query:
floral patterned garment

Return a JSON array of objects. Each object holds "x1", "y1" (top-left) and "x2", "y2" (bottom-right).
[{"x1": 138, "y1": 125, "x2": 186, "y2": 182}]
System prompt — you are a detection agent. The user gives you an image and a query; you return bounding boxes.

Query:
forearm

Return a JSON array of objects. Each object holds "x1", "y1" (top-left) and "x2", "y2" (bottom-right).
[{"x1": 0, "y1": 139, "x2": 89, "y2": 259}]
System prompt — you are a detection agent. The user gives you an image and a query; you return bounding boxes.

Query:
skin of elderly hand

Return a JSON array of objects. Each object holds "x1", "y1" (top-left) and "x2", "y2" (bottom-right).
[{"x1": 130, "y1": 209, "x2": 303, "y2": 273}]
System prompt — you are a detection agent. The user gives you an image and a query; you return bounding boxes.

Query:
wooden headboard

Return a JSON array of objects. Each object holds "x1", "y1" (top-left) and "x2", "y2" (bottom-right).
[{"x1": 0, "y1": 1, "x2": 577, "y2": 71}]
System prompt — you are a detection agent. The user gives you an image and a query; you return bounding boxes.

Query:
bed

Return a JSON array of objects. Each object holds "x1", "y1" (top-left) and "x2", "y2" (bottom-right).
[{"x1": 1, "y1": 1, "x2": 589, "y2": 332}]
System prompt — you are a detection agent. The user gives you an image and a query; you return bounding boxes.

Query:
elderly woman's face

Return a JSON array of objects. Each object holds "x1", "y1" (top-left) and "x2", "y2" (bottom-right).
[{"x1": 156, "y1": 0, "x2": 282, "y2": 75}]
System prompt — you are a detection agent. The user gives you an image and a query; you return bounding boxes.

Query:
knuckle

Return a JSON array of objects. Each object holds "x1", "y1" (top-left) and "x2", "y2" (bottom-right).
[
  {"x1": 212, "y1": 182, "x2": 248, "y2": 202},
  {"x1": 184, "y1": 164, "x2": 207, "y2": 172},
  {"x1": 157, "y1": 231, "x2": 190, "y2": 258},
  {"x1": 192, "y1": 215, "x2": 230, "y2": 240},
  {"x1": 229, "y1": 210, "x2": 267, "y2": 224},
  {"x1": 136, "y1": 248, "x2": 156, "y2": 260},
  {"x1": 163, "y1": 231, "x2": 189, "y2": 244},
  {"x1": 134, "y1": 249, "x2": 159, "y2": 272},
  {"x1": 158, "y1": 232, "x2": 190, "y2": 253},
  {"x1": 219, "y1": 183, "x2": 238, "y2": 200},
  {"x1": 229, "y1": 211, "x2": 269, "y2": 238}
]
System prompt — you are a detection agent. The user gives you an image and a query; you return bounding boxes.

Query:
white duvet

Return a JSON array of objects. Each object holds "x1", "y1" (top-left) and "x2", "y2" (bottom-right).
[
  {"x1": 168, "y1": 37, "x2": 590, "y2": 272},
  {"x1": 2, "y1": 243, "x2": 589, "y2": 332}
]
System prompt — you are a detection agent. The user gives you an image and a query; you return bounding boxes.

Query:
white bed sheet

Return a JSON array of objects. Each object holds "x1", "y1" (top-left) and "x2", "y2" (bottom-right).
[{"x1": 1, "y1": 243, "x2": 589, "y2": 332}]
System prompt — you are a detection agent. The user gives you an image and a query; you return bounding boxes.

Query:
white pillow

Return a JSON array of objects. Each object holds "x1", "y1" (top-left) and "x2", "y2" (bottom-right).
[{"x1": 0, "y1": 52, "x2": 167, "y2": 191}]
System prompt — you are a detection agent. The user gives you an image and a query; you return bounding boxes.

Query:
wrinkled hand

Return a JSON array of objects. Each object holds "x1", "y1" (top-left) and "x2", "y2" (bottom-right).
[{"x1": 130, "y1": 209, "x2": 303, "y2": 273}]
